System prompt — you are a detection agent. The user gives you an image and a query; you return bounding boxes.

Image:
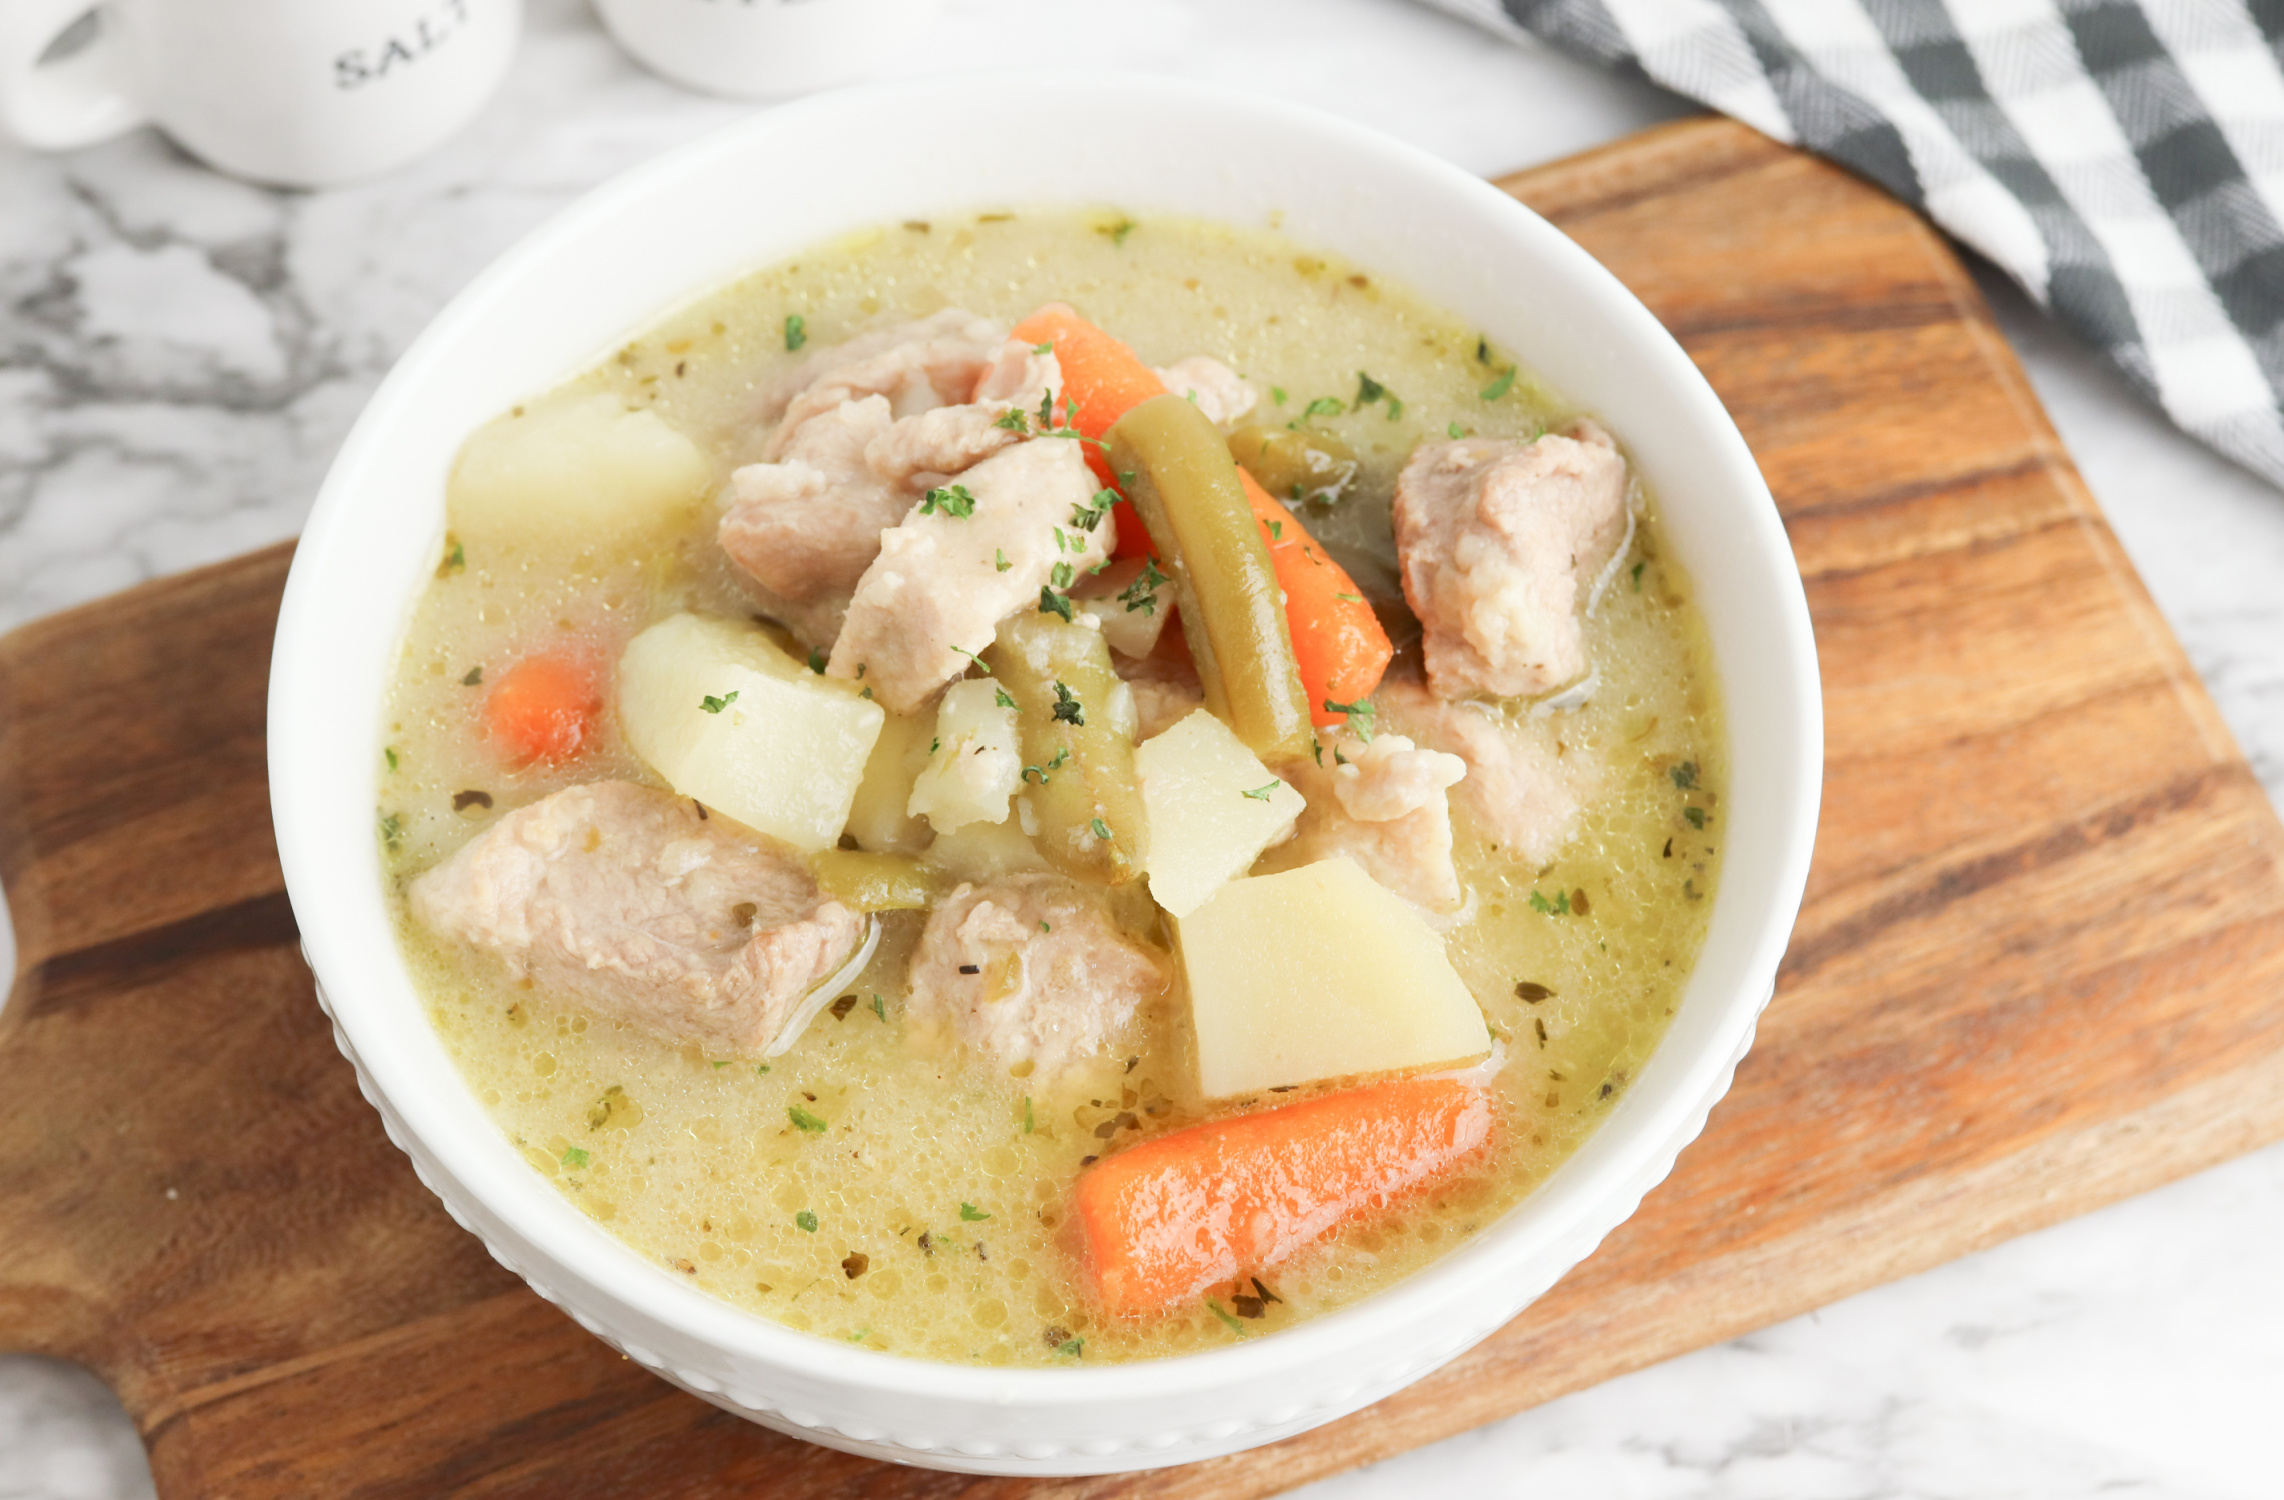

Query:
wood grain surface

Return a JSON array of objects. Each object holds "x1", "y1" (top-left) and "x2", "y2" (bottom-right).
[{"x1": 6, "y1": 117, "x2": 2284, "y2": 1499}]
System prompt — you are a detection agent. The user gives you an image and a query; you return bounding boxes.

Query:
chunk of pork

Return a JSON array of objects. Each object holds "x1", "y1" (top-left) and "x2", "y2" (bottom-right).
[
  {"x1": 408, "y1": 782, "x2": 865, "y2": 1055},
  {"x1": 1393, "y1": 428, "x2": 1629, "y2": 700},
  {"x1": 1379, "y1": 678, "x2": 1594, "y2": 867},
  {"x1": 868, "y1": 340, "x2": 1064, "y2": 486},
  {"x1": 760, "y1": 310, "x2": 1005, "y2": 457},
  {"x1": 830, "y1": 437, "x2": 1111, "y2": 713},
  {"x1": 1113, "y1": 644, "x2": 1204, "y2": 741},
  {"x1": 1281, "y1": 731, "x2": 1468, "y2": 912},
  {"x1": 1152, "y1": 356, "x2": 1256, "y2": 427},
  {"x1": 723, "y1": 337, "x2": 1066, "y2": 645},
  {"x1": 906, "y1": 874, "x2": 1169, "y2": 1072},
  {"x1": 718, "y1": 396, "x2": 909, "y2": 643}
]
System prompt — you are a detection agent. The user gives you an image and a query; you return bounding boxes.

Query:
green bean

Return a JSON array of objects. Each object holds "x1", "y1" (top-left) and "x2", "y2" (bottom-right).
[
  {"x1": 1228, "y1": 423, "x2": 1356, "y2": 507},
  {"x1": 811, "y1": 849, "x2": 950, "y2": 912},
  {"x1": 1108, "y1": 394, "x2": 1312, "y2": 762},
  {"x1": 984, "y1": 611, "x2": 1147, "y2": 886}
]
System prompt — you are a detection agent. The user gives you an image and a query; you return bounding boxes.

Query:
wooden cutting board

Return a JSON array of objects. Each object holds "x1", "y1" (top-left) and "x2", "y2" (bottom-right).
[{"x1": 6, "y1": 116, "x2": 2283, "y2": 1498}]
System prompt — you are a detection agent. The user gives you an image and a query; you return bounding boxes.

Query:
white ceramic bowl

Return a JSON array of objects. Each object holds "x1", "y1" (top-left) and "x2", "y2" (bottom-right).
[{"x1": 269, "y1": 73, "x2": 1822, "y2": 1477}]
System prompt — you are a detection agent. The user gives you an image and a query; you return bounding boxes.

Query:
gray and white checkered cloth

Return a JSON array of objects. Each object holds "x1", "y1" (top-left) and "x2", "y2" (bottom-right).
[{"x1": 1427, "y1": 0, "x2": 2284, "y2": 491}]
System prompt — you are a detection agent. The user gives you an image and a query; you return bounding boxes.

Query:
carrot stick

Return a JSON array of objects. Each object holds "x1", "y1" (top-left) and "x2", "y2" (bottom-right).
[
  {"x1": 1238, "y1": 470, "x2": 1393, "y2": 729},
  {"x1": 1012, "y1": 303, "x2": 1167, "y2": 558},
  {"x1": 485, "y1": 652, "x2": 600, "y2": 765},
  {"x1": 1016, "y1": 303, "x2": 1392, "y2": 721},
  {"x1": 1073, "y1": 1076, "x2": 1492, "y2": 1317}
]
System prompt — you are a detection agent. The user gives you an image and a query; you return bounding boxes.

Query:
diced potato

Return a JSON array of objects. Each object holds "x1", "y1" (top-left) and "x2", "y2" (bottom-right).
[
  {"x1": 617, "y1": 613, "x2": 882, "y2": 851},
  {"x1": 846, "y1": 709, "x2": 937, "y2": 854},
  {"x1": 907, "y1": 679, "x2": 1021, "y2": 833},
  {"x1": 1178, "y1": 856, "x2": 1491, "y2": 1098},
  {"x1": 1075, "y1": 557, "x2": 1170, "y2": 660},
  {"x1": 924, "y1": 814, "x2": 1051, "y2": 883},
  {"x1": 1134, "y1": 709, "x2": 1305, "y2": 917},
  {"x1": 448, "y1": 391, "x2": 713, "y2": 554}
]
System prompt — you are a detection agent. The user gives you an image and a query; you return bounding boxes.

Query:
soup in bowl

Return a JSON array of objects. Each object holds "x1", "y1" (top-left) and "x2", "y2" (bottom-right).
[{"x1": 270, "y1": 74, "x2": 1820, "y2": 1476}]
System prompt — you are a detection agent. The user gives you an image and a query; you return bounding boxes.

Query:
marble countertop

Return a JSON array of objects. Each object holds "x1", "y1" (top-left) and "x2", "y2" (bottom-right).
[{"x1": 3, "y1": 2, "x2": 2280, "y2": 1497}]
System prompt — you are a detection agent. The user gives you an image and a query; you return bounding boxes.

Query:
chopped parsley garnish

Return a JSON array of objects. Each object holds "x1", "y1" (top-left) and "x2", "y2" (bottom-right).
[
  {"x1": 1088, "y1": 816, "x2": 1113, "y2": 841},
  {"x1": 1120, "y1": 556, "x2": 1168, "y2": 615},
  {"x1": 950, "y1": 644, "x2": 992, "y2": 673},
  {"x1": 1072, "y1": 487, "x2": 1120, "y2": 530},
  {"x1": 807, "y1": 646, "x2": 827, "y2": 674},
  {"x1": 1038, "y1": 586, "x2": 1074, "y2": 622},
  {"x1": 384, "y1": 746, "x2": 399, "y2": 772},
  {"x1": 929, "y1": 736, "x2": 941, "y2": 754},
  {"x1": 959, "y1": 1202, "x2": 992, "y2": 1222},
  {"x1": 1684, "y1": 806, "x2": 1707, "y2": 829},
  {"x1": 872, "y1": 993, "x2": 886, "y2": 1021},
  {"x1": 1301, "y1": 395, "x2": 1344, "y2": 420},
  {"x1": 1475, "y1": 335, "x2": 1492, "y2": 365},
  {"x1": 795, "y1": 1210, "x2": 819, "y2": 1232},
  {"x1": 995, "y1": 547, "x2": 1012, "y2": 572},
  {"x1": 1670, "y1": 760, "x2": 1700, "y2": 791},
  {"x1": 993, "y1": 407, "x2": 1030, "y2": 434},
  {"x1": 1050, "y1": 561, "x2": 1076, "y2": 590},
  {"x1": 711, "y1": 1059, "x2": 730, "y2": 1069},
  {"x1": 1448, "y1": 421, "x2": 1465, "y2": 439},
  {"x1": 438, "y1": 538, "x2": 466, "y2": 576},
  {"x1": 1354, "y1": 372, "x2": 1403, "y2": 420},
  {"x1": 1631, "y1": 561, "x2": 1645, "y2": 592},
  {"x1": 1206, "y1": 1300, "x2": 1248, "y2": 1337},
  {"x1": 788, "y1": 1105, "x2": 828, "y2": 1134},
  {"x1": 1241, "y1": 781, "x2": 1281, "y2": 802},
  {"x1": 995, "y1": 686, "x2": 1017, "y2": 710},
  {"x1": 1335, "y1": 591, "x2": 1363, "y2": 603},
  {"x1": 920, "y1": 483, "x2": 976, "y2": 518},
  {"x1": 1101, "y1": 217, "x2": 1136, "y2": 246},
  {"x1": 700, "y1": 690, "x2": 739, "y2": 714},
  {"x1": 1269, "y1": 520, "x2": 1284, "y2": 540},
  {"x1": 461, "y1": 666, "x2": 483, "y2": 686},
  {"x1": 379, "y1": 812, "x2": 404, "y2": 848},
  {"x1": 1022, "y1": 1096, "x2": 1034, "y2": 1134},
  {"x1": 1322, "y1": 697, "x2": 1376, "y2": 741},
  {"x1": 1479, "y1": 367, "x2": 1517, "y2": 401},
  {"x1": 1033, "y1": 339, "x2": 1055, "y2": 355},
  {"x1": 1051, "y1": 680, "x2": 1085, "y2": 726},
  {"x1": 784, "y1": 314, "x2": 807, "y2": 351},
  {"x1": 1270, "y1": 385, "x2": 1288, "y2": 405},
  {"x1": 561, "y1": 1145, "x2": 590, "y2": 1169},
  {"x1": 1529, "y1": 888, "x2": 1573, "y2": 916},
  {"x1": 1055, "y1": 1337, "x2": 1085, "y2": 1358}
]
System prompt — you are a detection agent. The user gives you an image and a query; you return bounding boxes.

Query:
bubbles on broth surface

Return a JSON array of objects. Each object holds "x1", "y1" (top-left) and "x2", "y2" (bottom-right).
[{"x1": 386, "y1": 209, "x2": 1726, "y2": 1366}]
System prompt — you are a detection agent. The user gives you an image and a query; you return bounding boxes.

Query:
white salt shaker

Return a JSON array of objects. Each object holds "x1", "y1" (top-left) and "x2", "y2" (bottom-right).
[
  {"x1": 590, "y1": 0, "x2": 939, "y2": 99},
  {"x1": 0, "y1": 0, "x2": 521, "y2": 187}
]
